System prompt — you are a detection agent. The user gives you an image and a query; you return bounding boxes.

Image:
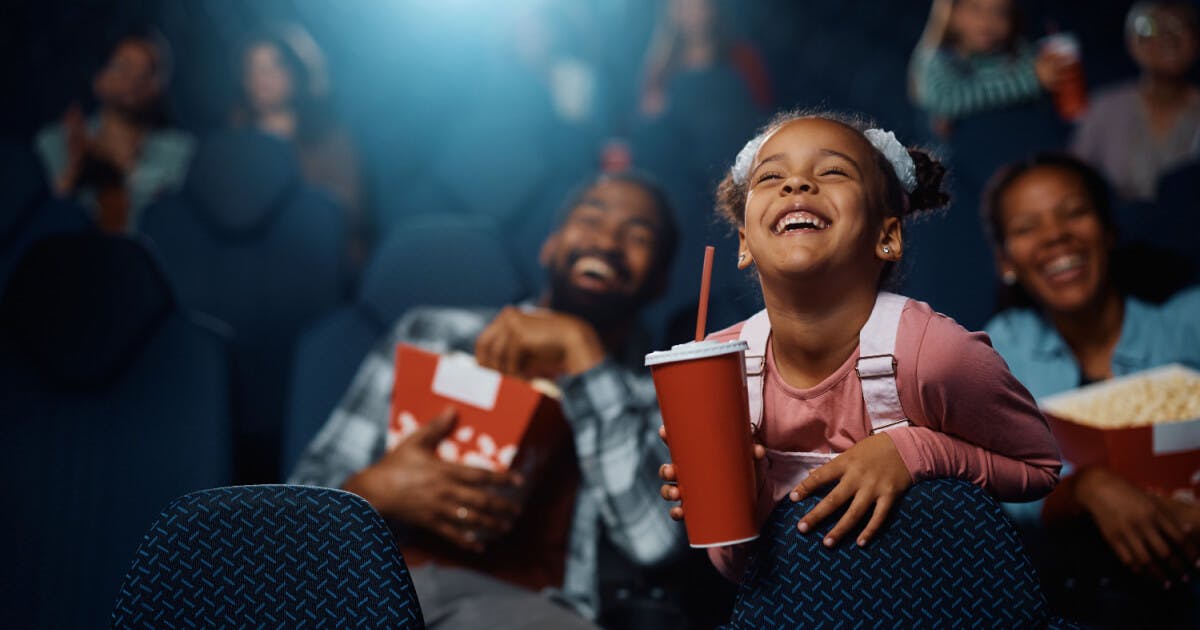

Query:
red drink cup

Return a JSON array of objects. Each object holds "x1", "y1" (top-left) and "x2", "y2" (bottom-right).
[
  {"x1": 1041, "y1": 33, "x2": 1088, "y2": 121},
  {"x1": 646, "y1": 339, "x2": 758, "y2": 547}
]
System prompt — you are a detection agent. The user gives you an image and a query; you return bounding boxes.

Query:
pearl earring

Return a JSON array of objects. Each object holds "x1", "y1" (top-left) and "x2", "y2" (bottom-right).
[
  {"x1": 882, "y1": 246, "x2": 891, "y2": 255},
  {"x1": 738, "y1": 253, "x2": 746, "y2": 264}
]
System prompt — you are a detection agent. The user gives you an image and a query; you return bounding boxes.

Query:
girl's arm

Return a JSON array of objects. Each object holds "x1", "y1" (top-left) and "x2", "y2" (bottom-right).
[
  {"x1": 916, "y1": 49, "x2": 1044, "y2": 119},
  {"x1": 887, "y1": 315, "x2": 1063, "y2": 501},
  {"x1": 908, "y1": 0, "x2": 953, "y2": 102}
]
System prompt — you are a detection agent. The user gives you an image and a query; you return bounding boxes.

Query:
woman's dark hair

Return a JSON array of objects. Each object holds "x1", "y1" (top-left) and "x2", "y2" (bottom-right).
[
  {"x1": 981, "y1": 152, "x2": 1118, "y2": 310},
  {"x1": 714, "y1": 108, "x2": 949, "y2": 287},
  {"x1": 231, "y1": 25, "x2": 332, "y2": 144},
  {"x1": 981, "y1": 152, "x2": 1116, "y2": 250},
  {"x1": 643, "y1": 0, "x2": 736, "y2": 98}
]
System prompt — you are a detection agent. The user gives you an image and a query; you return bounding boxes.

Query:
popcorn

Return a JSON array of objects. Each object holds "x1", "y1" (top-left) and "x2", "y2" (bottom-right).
[{"x1": 1043, "y1": 371, "x2": 1200, "y2": 428}]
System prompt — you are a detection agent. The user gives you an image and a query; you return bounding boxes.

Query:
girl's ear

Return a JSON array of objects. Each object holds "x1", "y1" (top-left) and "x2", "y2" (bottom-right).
[
  {"x1": 876, "y1": 217, "x2": 903, "y2": 261},
  {"x1": 737, "y1": 226, "x2": 754, "y2": 269}
]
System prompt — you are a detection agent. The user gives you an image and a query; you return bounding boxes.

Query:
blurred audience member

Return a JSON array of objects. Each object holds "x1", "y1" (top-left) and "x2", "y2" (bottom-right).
[
  {"x1": 639, "y1": 0, "x2": 772, "y2": 118},
  {"x1": 981, "y1": 153, "x2": 1200, "y2": 629},
  {"x1": 910, "y1": 0, "x2": 1073, "y2": 136},
  {"x1": 291, "y1": 172, "x2": 700, "y2": 629},
  {"x1": 1071, "y1": 1, "x2": 1200, "y2": 202},
  {"x1": 35, "y1": 30, "x2": 192, "y2": 232},
  {"x1": 232, "y1": 26, "x2": 366, "y2": 255},
  {"x1": 505, "y1": 0, "x2": 603, "y2": 130}
]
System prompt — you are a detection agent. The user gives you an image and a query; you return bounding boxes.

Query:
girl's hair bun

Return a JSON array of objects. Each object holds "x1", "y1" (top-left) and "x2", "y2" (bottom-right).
[{"x1": 905, "y1": 148, "x2": 950, "y2": 216}]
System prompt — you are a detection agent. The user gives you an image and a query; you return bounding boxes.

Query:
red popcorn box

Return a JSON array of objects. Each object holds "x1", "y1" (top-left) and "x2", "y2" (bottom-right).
[
  {"x1": 1040, "y1": 364, "x2": 1200, "y2": 500},
  {"x1": 388, "y1": 344, "x2": 570, "y2": 480}
]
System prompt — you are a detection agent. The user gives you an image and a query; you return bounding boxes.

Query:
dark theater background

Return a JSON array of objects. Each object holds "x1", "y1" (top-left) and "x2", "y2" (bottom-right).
[{"x1": 2, "y1": 0, "x2": 1198, "y2": 628}]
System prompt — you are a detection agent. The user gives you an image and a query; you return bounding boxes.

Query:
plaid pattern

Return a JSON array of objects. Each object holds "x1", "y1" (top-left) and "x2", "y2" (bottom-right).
[{"x1": 289, "y1": 306, "x2": 685, "y2": 620}]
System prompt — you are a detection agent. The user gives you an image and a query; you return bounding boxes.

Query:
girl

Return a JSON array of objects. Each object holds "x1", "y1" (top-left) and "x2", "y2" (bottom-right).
[
  {"x1": 910, "y1": 0, "x2": 1070, "y2": 134},
  {"x1": 981, "y1": 153, "x2": 1200, "y2": 627},
  {"x1": 659, "y1": 110, "x2": 1062, "y2": 582}
]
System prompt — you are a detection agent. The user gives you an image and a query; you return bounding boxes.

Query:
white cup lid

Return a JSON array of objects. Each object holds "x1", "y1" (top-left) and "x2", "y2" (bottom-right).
[{"x1": 644, "y1": 339, "x2": 749, "y2": 366}]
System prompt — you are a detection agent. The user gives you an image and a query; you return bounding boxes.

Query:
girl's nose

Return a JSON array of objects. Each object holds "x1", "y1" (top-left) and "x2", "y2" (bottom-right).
[{"x1": 781, "y1": 175, "x2": 814, "y2": 195}]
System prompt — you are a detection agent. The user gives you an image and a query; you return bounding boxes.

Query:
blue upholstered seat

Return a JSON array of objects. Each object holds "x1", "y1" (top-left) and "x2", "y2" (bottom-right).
[
  {"x1": 723, "y1": 479, "x2": 1078, "y2": 629},
  {"x1": 139, "y1": 129, "x2": 347, "y2": 482},
  {"x1": 0, "y1": 233, "x2": 233, "y2": 629},
  {"x1": 110, "y1": 485, "x2": 424, "y2": 628},
  {"x1": 0, "y1": 142, "x2": 90, "y2": 293}
]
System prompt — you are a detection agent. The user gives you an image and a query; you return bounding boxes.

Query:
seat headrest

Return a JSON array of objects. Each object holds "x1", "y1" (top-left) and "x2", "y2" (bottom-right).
[
  {"x1": 0, "y1": 232, "x2": 175, "y2": 389},
  {"x1": 359, "y1": 215, "x2": 525, "y2": 327},
  {"x1": 0, "y1": 143, "x2": 50, "y2": 240},
  {"x1": 183, "y1": 130, "x2": 300, "y2": 235},
  {"x1": 430, "y1": 113, "x2": 550, "y2": 223}
]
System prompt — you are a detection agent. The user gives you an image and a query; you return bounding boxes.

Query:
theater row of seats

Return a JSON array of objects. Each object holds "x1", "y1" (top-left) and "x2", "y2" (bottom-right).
[{"x1": 0, "y1": 135, "x2": 535, "y2": 627}]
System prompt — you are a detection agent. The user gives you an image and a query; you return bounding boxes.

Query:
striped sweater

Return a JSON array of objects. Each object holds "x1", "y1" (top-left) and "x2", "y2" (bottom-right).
[{"x1": 915, "y1": 46, "x2": 1044, "y2": 120}]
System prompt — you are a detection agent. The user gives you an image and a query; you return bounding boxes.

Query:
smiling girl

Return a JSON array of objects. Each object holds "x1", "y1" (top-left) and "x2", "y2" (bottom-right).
[{"x1": 659, "y1": 110, "x2": 1062, "y2": 582}]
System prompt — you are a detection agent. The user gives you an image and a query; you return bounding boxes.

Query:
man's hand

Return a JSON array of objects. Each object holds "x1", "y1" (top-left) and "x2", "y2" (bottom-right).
[
  {"x1": 474, "y1": 306, "x2": 605, "y2": 379},
  {"x1": 791, "y1": 433, "x2": 912, "y2": 548},
  {"x1": 1074, "y1": 467, "x2": 1200, "y2": 587},
  {"x1": 342, "y1": 408, "x2": 523, "y2": 553}
]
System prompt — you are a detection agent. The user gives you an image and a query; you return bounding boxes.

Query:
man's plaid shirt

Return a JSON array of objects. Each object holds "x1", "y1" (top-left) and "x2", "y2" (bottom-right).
[{"x1": 289, "y1": 306, "x2": 686, "y2": 619}]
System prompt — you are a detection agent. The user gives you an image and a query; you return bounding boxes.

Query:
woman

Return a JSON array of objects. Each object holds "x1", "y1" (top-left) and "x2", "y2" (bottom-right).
[
  {"x1": 638, "y1": 0, "x2": 772, "y2": 118},
  {"x1": 1071, "y1": 1, "x2": 1200, "y2": 202},
  {"x1": 232, "y1": 26, "x2": 366, "y2": 258},
  {"x1": 982, "y1": 153, "x2": 1200, "y2": 628}
]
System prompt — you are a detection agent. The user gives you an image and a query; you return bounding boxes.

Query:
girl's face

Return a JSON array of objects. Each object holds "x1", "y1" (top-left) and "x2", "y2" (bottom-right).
[
  {"x1": 997, "y1": 167, "x2": 1112, "y2": 314},
  {"x1": 950, "y1": 0, "x2": 1014, "y2": 55},
  {"x1": 244, "y1": 43, "x2": 294, "y2": 114},
  {"x1": 738, "y1": 118, "x2": 899, "y2": 284}
]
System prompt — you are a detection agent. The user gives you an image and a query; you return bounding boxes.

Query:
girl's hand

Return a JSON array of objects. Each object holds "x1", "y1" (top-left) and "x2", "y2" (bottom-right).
[
  {"x1": 658, "y1": 425, "x2": 765, "y2": 522},
  {"x1": 1074, "y1": 467, "x2": 1199, "y2": 587},
  {"x1": 791, "y1": 433, "x2": 912, "y2": 548},
  {"x1": 1034, "y1": 49, "x2": 1073, "y2": 90}
]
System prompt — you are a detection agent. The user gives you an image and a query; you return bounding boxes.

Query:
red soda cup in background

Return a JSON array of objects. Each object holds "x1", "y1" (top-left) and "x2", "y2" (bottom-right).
[{"x1": 1041, "y1": 33, "x2": 1088, "y2": 121}]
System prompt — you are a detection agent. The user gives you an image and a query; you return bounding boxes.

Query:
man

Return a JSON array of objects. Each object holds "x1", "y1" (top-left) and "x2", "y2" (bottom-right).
[
  {"x1": 290, "y1": 171, "x2": 688, "y2": 628},
  {"x1": 36, "y1": 29, "x2": 193, "y2": 231}
]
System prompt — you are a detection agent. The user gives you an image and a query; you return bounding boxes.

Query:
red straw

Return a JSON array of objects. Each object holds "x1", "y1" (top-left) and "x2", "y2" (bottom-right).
[{"x1": 695, "y1": 246, "x2": 715, "y2": 342}]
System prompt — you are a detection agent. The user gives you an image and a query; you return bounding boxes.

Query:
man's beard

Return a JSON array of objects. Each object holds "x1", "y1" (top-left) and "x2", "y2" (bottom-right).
[{"x1": 547, "y1": 251, "x2": 645, "y2": 332}]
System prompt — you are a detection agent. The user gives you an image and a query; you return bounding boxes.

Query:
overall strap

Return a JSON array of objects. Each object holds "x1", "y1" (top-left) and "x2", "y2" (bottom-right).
[
  {"x1": 738, "y1": 309, "x2": 771, "y2": 432},
  {"x1": 857, "y1": 292, "x2": 910, "y2": 434}
]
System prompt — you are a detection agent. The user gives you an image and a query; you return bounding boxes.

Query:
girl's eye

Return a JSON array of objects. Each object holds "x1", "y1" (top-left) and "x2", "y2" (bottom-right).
[
  {"x1": 820, "y1": 168, "x2": 847, "y2": 177},
  {"x1": 755, "y1": 172, "x2": 782, "y2": 184}
]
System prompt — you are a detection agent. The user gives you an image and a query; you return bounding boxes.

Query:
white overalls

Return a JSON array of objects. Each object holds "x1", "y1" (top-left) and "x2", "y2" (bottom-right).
[{"x1": 737, "y1": 292, "x2": 912, "y2": 511}]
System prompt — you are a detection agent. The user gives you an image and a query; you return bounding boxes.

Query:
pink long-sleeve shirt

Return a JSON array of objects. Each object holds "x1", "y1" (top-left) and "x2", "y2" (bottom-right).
[{"x1": 706, "y1": 298, "x2": 1062, "y2": 581}]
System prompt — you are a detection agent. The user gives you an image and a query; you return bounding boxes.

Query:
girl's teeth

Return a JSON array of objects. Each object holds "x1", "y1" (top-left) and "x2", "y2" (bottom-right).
[{"x1": 776, "y1": 212, "x2": 827, "y2": 232}]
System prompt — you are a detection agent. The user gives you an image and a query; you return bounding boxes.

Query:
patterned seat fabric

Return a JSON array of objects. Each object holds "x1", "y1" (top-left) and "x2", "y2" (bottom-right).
[
  {"x1": 111, "y1": 485, "x2": 424, "y2": 629},
  {"x1": 724, "y1": 478, "x2": 1054, "y2": 629}
]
